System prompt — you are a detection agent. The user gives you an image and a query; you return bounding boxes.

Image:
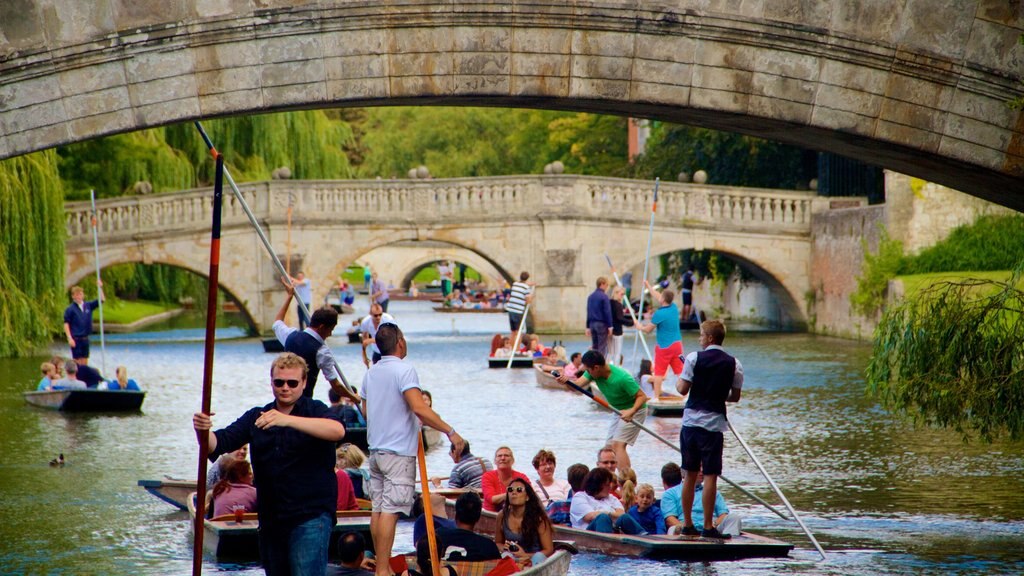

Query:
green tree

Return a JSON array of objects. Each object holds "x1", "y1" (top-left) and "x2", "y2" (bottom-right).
[
  {"x1": 0, "y1": 150, "x2": 66, "y2": 356},
  {"x1": 867, "y1": 272, "x2": 1024, "y2": 442}
]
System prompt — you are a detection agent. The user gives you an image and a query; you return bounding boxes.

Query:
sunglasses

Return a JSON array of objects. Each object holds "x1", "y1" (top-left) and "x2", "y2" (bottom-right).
[
  {"x1": 272, "y1": 378, "x2": 301, "y2": 389},
  {"x1": 372, "y1": 314, "x2": 382, "y2": 318},
  {"x1": 506, "y1": 485, "x2": 525, "y2": 494}
]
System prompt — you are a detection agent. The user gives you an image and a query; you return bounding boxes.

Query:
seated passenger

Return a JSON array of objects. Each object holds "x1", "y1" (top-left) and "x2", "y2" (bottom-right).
[
  {"x1": 433, "y1": 439, "x2": 491, "y2": 489},
  {"x1": 416, "y1": 492, "x2": 500, "y2": 576},
  {"x1": 36, "y1": 362, "x2": 57, "y2": 391},
  {"x1": 481, "y1": 446, "x2": 531, "y2": 512},
  {"x1": 336, "y1": 531, "x2": 375, "y2": 576},
  {"x1": 617, "y1": 467, "x2": 637, "y2": 510},
  {"x1": 336, "y1": 447, "x2": 359, "y2": 511},
  {"x1": 337, "y1": 443, "x2": 370, "y2": 499},
  {"x1": 489, "y1": 334, "x2": 505, "y2": 356},
  {"x1": 494, "y1": 478, "x2": 554, "y2": 567},
  {"x1": 627, "y1": 483, "x2": 666, "y2": 535},
  {"x1": 207, "y1": 445, "x2": 248, "y2": 489},
  {"x1": 530, "y1": 449, "x2": 570, "y2": 508},
  {"x1": 52, "y1": 360, "x2": 87, "y2": 390},
  {"x1": 328, "y1": 388, "x2": 365, "y2": 428},
  {"x1": 411, "y1": 492, "x2": 455, "y2": 548},
  {"x1": 107, "y1": 366, "x2": 141, "y2": 390},
  {"x1": 568, "y1": 468, "x2": 646, "y2": 535},
  {"x1": 493, "y1": 337, "x2": 514, "y2": 358},
  {"x1": 545, "y1": 463, "x2": 588, "y2": 525},
  {"x1": 210, "y1": 459, "x2": 258, "y2": 517}
]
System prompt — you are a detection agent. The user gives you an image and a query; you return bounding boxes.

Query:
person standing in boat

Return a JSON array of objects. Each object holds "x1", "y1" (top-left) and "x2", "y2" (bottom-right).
[
  {"x1": 291, "y1": 272, "x2": 313, "y2": 330},
  {"x1": 557, "y1": 351, "x2": 647, "y2": 471},
  {"x1": 505, "y1": 271, "x2": 533, "y2": 338},
  {"x1": 193, "y1": 352, "x2": 346, "y2": 576},
  {"x1": 438, "y1": 260, "x2": 454, "y2": 299},
  {"x1": 359, "y1": 322, "x2": 464, "y2": 576},
  {"x1": 638, "y1": 281, "x2": 684, "y2": 399},
  {"x1": 585, "y1": 277, "x2": 613, "y2": 356},
  {"x1": 369, "y1": 271, "x2": 390, "y2": 313},
  {"x1": 274, "y1": 277, "x2": 360, "y2": 404},
  {"x1": 63, "y1": 284, "x2": 103, "y2": 363},
  {"x1": 359, "y1": 303, "x2": 395, "y2": 367},
  {"x1": 680, "y1": 266, "x2": 697, "y2": 323},
  {"x1": 608, "y1": 285, "x2": 633, "y2": 365},
  {"x1": 677, "y1": 319, "x2": 743, "y2": 540}
]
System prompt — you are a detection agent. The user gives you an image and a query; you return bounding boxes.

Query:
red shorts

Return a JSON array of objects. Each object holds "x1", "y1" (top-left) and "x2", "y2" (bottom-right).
[{"x1": 653, "y1": 341, "x2": 684, "y2": 377}]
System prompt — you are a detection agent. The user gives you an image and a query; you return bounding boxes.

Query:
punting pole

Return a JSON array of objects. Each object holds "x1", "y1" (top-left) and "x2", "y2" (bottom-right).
[
  {"x1": 193, "y1": 152, "x2": 225, "y2": 576},
  {"x1": 507, "y1": 301, "x2": 531, "y2": 369},
  {"x1": 729, "y1": 422, "x2": 827, "y2": 560},
  {"x1": 603, "y1": 254, "x2": 652, "y2": 363},
  {"x1": 193, "y1": 121, "x2": 358, "y2": 398},
  {"x1": 630, "y1": 178, "x2": 659, "y2": 369},
  {"x1": 556, "y1": 375, "x2": 790, "y2": 521},
  {"x1": 417, "y1": 432, "x2": 443, "y2": 576},
  {"x1": 89, "y1": 190, "x2": 107, "y2": 376}
]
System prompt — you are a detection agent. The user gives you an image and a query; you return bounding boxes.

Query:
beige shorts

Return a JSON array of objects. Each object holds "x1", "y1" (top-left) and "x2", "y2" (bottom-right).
[
  {"x1": 368, "y1": 451, "x2": 417, "y2": 515},
  {"x1": 606, "y1": 405, "x2": 647, "y2": 445}
]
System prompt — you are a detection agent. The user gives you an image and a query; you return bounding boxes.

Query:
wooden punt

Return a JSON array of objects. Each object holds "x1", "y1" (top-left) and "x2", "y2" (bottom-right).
[
  {"x1": 450, "y1": 503, "x2": 792, "y2": 561},
  {"x1": 138, "y1": 477, "x2": 193, "y2": 510},
  {"x1": 22, "y1": 389, "x2": 145, "y2": 412},
  {"x1": 402, "y1": 549, "x2": 571, "y2": 576},
  {"x1": 647, "y1": 395, "x2": 687, "y2": 416},
  {"x1": 346, "y1": 329, "x2": 361, "y2": 344},
  {"x1": 188, "y1": 493, "x2": 371, "y2": 560},
  {"x1": 534, "y1": 365, "x2": 566, "y2": 389},
  {"x1": 432, "y1": 306, "x2": 505, "y2": 313},
  {"x1": 261, "y1": 337, "x2": 284, "y2": 353},
  {"x1": 488, "y1": 355, "x2": 536, "y2": 368}
]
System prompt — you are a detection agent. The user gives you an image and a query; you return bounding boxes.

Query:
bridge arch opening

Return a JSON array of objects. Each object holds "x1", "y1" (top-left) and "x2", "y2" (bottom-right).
[
  {"x1": 65, "y1": 260, "x2": 259, "y2": 335},
  {"x1": 624, "y1": 249, "x2": 805, "y2": 331}
]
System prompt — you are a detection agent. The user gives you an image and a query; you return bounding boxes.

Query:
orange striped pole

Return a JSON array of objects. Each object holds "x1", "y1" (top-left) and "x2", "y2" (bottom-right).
[{"x1": 417, "y1": 432, "x2": 443, "y2": 576}]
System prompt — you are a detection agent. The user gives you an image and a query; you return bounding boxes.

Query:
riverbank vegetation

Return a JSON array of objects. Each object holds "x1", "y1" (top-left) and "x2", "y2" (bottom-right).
[{"x1": 858, "y1": 214, "x2": 1024, "y2": 442}]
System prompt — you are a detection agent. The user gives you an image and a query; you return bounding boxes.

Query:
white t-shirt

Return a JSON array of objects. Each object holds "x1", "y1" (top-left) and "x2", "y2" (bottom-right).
[
  {"x1": 295, "y1": 279, "x2": 312, "y2": 304},
  {"x1": 531, "y1": 477, "x2": 571, "y2": 508},
  {"x1": 358, "y1": 313, "x2": 395, "y2": 355},
  {"x1": 360, "y1": 356, "x2": 421, "y2": 457},
  {"x1": 569, "y1": 491, "x2": 623, "y2": 529}
]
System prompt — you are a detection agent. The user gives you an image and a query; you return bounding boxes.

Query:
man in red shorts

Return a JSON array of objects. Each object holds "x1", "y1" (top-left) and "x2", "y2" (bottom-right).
[{"x1": 638, "y1": 281, "x2": 684, "y2": 398}]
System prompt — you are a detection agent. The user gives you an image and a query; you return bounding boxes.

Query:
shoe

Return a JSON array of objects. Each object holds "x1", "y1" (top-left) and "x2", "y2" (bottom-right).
[
  {"x1": 701, "y1": 527, "x2": 732, "y2": 540},
  {"x1": 680, "y1": 525, "x2": 700, "y2": 536}
]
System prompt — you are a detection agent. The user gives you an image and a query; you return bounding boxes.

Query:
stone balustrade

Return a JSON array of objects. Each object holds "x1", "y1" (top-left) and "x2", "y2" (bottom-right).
[{"x1": 66, "y1": 176, "x2": 839, "y2": 243}]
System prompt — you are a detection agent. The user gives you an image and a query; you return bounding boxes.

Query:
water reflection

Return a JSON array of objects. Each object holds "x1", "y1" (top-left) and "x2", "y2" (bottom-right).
[{"x1": 0, "y1": 300, "x2": 1022, "y2": 575}]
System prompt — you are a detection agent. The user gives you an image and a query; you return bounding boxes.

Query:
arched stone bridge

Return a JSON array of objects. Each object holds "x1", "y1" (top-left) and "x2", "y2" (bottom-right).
[
  {"x1": 64, "y1": 175, "x2": 852, "y2": 333},
  {"x1": 1, "y1": 1, "x2": 1022, "y2": 207}
]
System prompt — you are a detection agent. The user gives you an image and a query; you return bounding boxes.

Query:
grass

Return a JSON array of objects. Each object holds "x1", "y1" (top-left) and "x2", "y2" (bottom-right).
[
  {"x1": 339, "y1": 264, "x2": 484, "y2": 287},
  {"x1": 897, "y1": 271, "x2": 1014, "y2": 298},
  {"x1": 99, "y1": 299, "x2": 179, "y2": 324}
]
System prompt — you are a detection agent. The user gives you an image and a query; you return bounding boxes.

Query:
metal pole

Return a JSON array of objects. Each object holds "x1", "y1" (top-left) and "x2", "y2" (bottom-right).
[
  {"x1": 729, "y1": 422, "x2": 827, "y2": 560},
  {"x1": 507, "y1": 301, "x2": 531, "y2": 369},
  {"x1": 556, "y1": 375, "x2": 790, "y2": 521},
  {"x1": 631, "y1": 178, "x2": 659, "y2": 369},
  {"x1": 89, "y1": 190, "x2": 107, "y2": 375},
  {"x1": 192, "y1": 152, "x2": 225, "y2": 576},
  {"x1": 604, "y1": 254, "x2": 652, "y2": 362},
  {"x1": 193, "y1": 121, "x2": 357, "y2": 396}
]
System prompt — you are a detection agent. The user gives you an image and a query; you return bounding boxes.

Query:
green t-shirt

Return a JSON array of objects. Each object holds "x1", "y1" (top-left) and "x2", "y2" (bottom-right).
[{"x1": 583, "y1": 364, "x2": 645, "y2": 411}]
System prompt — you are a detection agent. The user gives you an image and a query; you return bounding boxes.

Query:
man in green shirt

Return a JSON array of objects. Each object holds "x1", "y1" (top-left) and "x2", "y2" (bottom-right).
[{"x1": 558, "y1": 350, "x2": 648, "y2": 469}]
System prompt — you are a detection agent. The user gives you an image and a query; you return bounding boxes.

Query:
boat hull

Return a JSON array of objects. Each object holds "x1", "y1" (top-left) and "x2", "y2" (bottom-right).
[
  {"x1": 23, "y1": 389, "x2": 145, "y2": 412},
  {"x1": 405, "y1": 549, "x2": 571, "y2": 576},
  {"x1": 647, "y1": 395, "x2": 687, "y2": 416},
  {"x1": 432, "y1": 306, "x2": 504, "y2": 313},
  {"x1": 138, "y1": 478, "x2": 193, "y2": 510},
  {"x1": 488, "y1": 356, "x2": 535, "y2": 368},
  {"x1": 261, "y1": 338, "x2": 284, "y2": 353},
  {"x1": 450, "y1": 502, "x2": 792, "y2": 561}
]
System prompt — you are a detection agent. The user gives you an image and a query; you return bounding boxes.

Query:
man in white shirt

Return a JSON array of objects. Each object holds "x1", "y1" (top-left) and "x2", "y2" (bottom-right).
[
  {"x1": 359, "y1": 303, "x2": 395, "y2": 367},
  {"x1": 360, "y1": 323, "x2": 464, "y2": 576},
  {"x1": 292, "y1": 272, "x2": 313, "y2": 330}
]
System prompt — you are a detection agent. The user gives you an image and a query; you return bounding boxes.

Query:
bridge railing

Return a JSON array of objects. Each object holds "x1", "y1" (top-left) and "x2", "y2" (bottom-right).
[{"x1": 66, "y1": 176, "x2": 845, "y2": 242}]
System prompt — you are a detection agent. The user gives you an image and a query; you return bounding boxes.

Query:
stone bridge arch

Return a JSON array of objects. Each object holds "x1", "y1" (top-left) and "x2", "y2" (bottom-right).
[{"x1": 1, "y1": 1, "x2": 1021, "y2": 207}]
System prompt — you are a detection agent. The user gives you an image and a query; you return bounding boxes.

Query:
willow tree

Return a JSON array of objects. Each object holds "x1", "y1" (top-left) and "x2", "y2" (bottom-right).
[
  {"x1": 0, "y1": 150, "x2": 66, "y2": 357},
  {"x1": 866, "y1": 273, "x2": 1024, "y2": 442}
]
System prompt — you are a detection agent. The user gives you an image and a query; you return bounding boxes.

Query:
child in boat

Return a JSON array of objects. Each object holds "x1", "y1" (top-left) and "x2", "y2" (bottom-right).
[
  {"x1": 637, "y1": 359, "x2": 655, "y2": 399},
  {"x1": 36, "y1": 362, "x2": 57, "y2": 391},
  {"x1": 627, "y1": 483, "x2": 666, "y2": 534},
  {"x1": 617, "y1": 467, "x2": 637, "y2": 510}
]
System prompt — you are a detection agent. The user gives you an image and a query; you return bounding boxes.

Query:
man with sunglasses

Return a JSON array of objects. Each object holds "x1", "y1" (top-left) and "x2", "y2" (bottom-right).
[
  {"x1": 274, "y1": 277, "x2": 360, "y2": 404},
  {"x1": 193, "y1": 352, "x2": 346, "y2": 576},
  {"x1": 360, "y1": 323, "x2": 464, "y2": 576},
  {"x1": 359, "y1": 303, "x2": 394, "y2": 367}
]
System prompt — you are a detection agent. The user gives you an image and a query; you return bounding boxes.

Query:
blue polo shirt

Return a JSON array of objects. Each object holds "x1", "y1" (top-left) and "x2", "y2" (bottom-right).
[
  {"x1": 651, "y1": 304, "x2": 681, "y2": 348},
  {"x1": 64, "y1": 300, "x2": 99, "y2": 337}
]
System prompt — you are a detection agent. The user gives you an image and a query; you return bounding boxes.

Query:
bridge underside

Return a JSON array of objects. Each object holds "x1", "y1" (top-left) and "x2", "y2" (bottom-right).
[{"x1": 1, "y1": 1, "x2": 1021, "y2": 207}]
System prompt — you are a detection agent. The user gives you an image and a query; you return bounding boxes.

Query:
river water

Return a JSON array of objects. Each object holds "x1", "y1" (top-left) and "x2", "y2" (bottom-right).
[{"x1": 1, "y1": 300, "x2": 1022, "y2": 576}]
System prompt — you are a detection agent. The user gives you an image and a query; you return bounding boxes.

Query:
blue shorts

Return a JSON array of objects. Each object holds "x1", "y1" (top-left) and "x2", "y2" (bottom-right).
[
  {"x1": 70, "y1": 336, "x2": 90, "y2": 359},
  {"x1": 681, "y1": 425, "x2": 724, "y2": 476}
]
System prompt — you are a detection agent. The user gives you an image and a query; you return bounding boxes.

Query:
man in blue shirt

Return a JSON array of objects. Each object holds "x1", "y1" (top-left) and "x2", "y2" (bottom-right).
[
  {"x1": 585, "y1": 276, "x2": 613, "y2": 355},
  {"x1": 63, "y1": 284, "x2": 103, "y2": 362},
  {"x1": 193, "y1": 353, "x2": 346, "y2": 576}
]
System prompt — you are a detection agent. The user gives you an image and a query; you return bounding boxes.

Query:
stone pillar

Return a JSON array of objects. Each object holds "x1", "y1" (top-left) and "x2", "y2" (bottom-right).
[{"x1": 531, "y1": 248, "x2": 587, "y2": 333}]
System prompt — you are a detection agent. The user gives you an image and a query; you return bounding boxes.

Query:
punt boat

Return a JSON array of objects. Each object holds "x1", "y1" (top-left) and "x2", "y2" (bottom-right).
[
  {"x1": 401, "y1": 548, "x2": 571, "y2": 576},
  {"x1": 188, "y1": 493, "x2": 371, "y2": 560},
  {"x1": 432, "y1": 306, "x2": 505, "y2": 313},
  {"x1": 533, "y1": 366, "x2": 605, "y2": 401},
  {"x1": 138, "y1": 477, "x2": 193, "y2": 509},
  {"x1": 261, "y1": 337, "x2": 284, "y2": 353},
  {"x1": 451, "y1": 503, "x2": 792, "y2": 561},
  {"x1": 488, "y1": 355, "x2": 536, "y2": 368},
  {"x1": 22, "y1": 389, "x2": 145, "y2": 412},
  {"x1": 647, "y1": 395, "x2": 687, "y2": 416}
]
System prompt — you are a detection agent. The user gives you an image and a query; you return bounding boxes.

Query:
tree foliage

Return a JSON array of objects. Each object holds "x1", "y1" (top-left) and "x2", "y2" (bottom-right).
[
  {"x1": 629, "y1": 124, "x2": 815, "y2": 189},
  {"x1": 0, "y1": 150, "x2": 66, "y2": 356},
  {"x1": 850, "y1": 229, "x2": 906, "y2": 317},
  {"x1": 901, "y1": 215, "x2": 1024, "y2": 274},
  {"x1": 866, "y1": 272, "x2": 1024, "y2": 442}
]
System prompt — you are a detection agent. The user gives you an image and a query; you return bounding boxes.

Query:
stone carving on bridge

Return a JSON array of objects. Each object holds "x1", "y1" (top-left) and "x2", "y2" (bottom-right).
[
  {"x1": 542, "y1": 185, "x2": 574, "y2": 206},
  {"x1": 545, "y1": 249, "x2": 581, "y2": 286}
]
